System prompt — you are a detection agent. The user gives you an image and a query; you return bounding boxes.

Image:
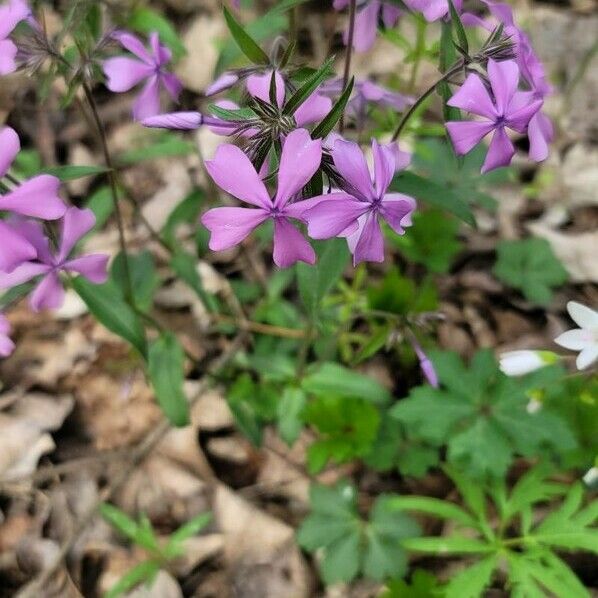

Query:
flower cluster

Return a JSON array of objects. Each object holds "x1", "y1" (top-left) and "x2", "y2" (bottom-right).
[
  {"x1": 0, "y1": 127, "x2": 108, "y2": 357},
  {"x1": 0, "y1": 0, "x2": 30, "y2": 75}
]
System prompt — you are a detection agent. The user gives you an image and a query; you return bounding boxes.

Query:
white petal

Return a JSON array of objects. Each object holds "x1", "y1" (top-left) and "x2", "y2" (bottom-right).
[
  {"x1": 576, "y1": 345, "x2": 598, "y2": 370},
  {"x1": 499, "y1": 351, "x2": 544, "y2": 376},
  {"x1": 567, "y1": 301, "x2": 598, "y2": 331},
  {"x1": 554, "y1": 329, "x2": 594, "y2": 351}
]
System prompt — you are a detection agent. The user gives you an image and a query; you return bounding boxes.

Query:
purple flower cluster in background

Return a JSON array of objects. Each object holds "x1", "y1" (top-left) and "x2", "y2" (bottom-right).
[
  {"x1": 0, "y1": 0, "x2": 31, "y2": 74},
  {"x1": 0, "y1": 127, "x2": 108, "y2": 357}
]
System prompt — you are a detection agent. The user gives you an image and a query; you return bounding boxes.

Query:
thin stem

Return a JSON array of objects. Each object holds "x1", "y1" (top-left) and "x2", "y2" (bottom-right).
[
  {"x1": 339, "y1": 0, "x2": 357, "y2": 133},
  {"x1": 391, "y1": 59, "x2": 464, "y2": 142},
  {"x1": 3, "y1": 173, "x2": 21, "y2": 187},
  {"x1": 81, "y1": 81, "x2": 135, "y2": 304}
]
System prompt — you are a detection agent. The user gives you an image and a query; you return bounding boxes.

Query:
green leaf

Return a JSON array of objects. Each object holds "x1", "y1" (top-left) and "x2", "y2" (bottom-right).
[
  {"x1": 382, "y1": 570, "x2": 442, "y2": 598},
  {"x1": 277, "y1": 387, "x2": 306, "y2": 445},
  {"x1": 223, "y1": 6, "x2": 270, "y2": 65},
  {"x1": 402, "y1": 537, "x2": 494, "y2": 554},
  {"x1": 312, "y1": 77, "x2": 355, "y2": 139},
  {"x1": 128, "y1": 8, "x2": 186, "y2": 59},
  {"x1": 283, "y1": 56, "x2": 335, "y2": 116},
  {"x1": 168, "y1": 513, "x2": 212, "y2": 547},
  {"x1": 111, "y1": 251, "x2": 160, "y2": 312},
  {"x1": 444, "y1": 554, "x2": 498, "y2": 598},
  {"x1": 390, "y1": 209, "x2": 462, "y2": 273},
  {"x1": 390, "y1": 171, "x2": 475, "y2": 226},
  {"x1": 304, "y1": 397, "x2": 380, "y2": 473},
  {"x1": 209, "y1": 104, "x2": 257, "y2": 121},
  {"x1": 72, "y1": 278, "x2": 147, "y2": 357},
  {"x1": 41, "y1": 165, "x2": 109, "y2": 180},
  {"x1": 100, "y1": 503, "x2": 139, "y2": 542},
  {"x1": 117, "y1": 135, "x2": 195, "y2": 166},
  {"x1": 493, "y1": 238, "x2": 568, "y2": 306},
  {"x1": 85, "y1": 186, "x2": 114, "y2": 232},
  {"x1": 104, "y1": 560, "x2": 160, "y2": 598},
  {"x1": 386, "y1": 496, "x2": 479, "y2": 529},
  {"x1": 296, "y1": 238, "x2": 349, "y2": 317},
  {"x1": 170, "y1": 250, "x2": 218, "y2": 312},
  {"x1": 448, "y1": 0, "x2": 468, "y2": 55},
  {"x1": 302, "y1": 362, "x2": 392, "y2": 405},
  {"x1": 147, "y1": 333, "x2": 190, "y2": 427}
]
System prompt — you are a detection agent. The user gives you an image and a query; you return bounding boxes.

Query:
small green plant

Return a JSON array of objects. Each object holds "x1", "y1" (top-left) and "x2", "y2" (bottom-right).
[
  {"x1": 297, "y1": 482, "x2": 420, "y2": 584},
  {"x1": 100, "y1": 504, "x2": 211, "y2": 598},
  {"x1": 389, "y1": 466, "x2": 598, "y2": 598},
  {"x1": 391, "y1": 350, "x2": 577, "y2": 479},
  {"x1": 493, "y1": 238, "x2": 568, "y2": 305}
]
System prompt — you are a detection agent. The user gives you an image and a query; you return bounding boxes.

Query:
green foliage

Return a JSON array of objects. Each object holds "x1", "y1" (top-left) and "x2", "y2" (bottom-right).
[
  {"x1": 391, "y1": 350, "x2": 577, "y2": 479},
  {"x1": 391, "y1": 466, "x2": 598, "y2": 598},
  {"x1": 111, "y1": 251, "x2": 160, "y2": 313},
  {"x1": 312, "y1": 77, "x2": 355, "y2": 139},
  {"x1": 391, "y1": 209, "x2": 462, "y2": 273},
  {"x1": 41, "y1": 165, "x2": 109, "y2": 180},
  {"x1": 283, "y1": 56, "x2": 335, "y2": 116},
  {"x1": 128, "y1": 7, "x2": 187, "y2": 59},
  {"x1": 147, "y1": 332, "x2": 189, "y2": 427},
  {"x1": 100, "y1": 503, "x2": 210, "y2": 597},
  {"x1": 116, "y1": 133, "x2": 196, "y2": 166},
  {"x1": 493, "y1": 238, "x2": 568, "y2": 305},
  {"x1": 382, "y1": 570, "x2": 443, "y2": 598},
  {"x1": 297, "y1": 483, "x2": 420, "y2": 584},
  {"x1": 304, "y1": 396, "x2": 380, "y2": 473}
]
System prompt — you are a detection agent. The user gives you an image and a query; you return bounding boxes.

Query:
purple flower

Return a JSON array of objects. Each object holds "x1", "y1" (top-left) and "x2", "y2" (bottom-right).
[
  {"x1": 0, "y1": 0, "x2": 30, "y2": 75},
  {"x1": 245, "y1": 69, "x2": 332, "y2": 127},
  {"x1": 103, "y1": 31, "x2": 182, "y2": 121},
  {"x1": 142, "y1": 110, "x2": 237, "y2": 135},
  {"x1": 410, "y1": 336, "x2": 439, "y2": 387},
  {"x1": 0, "y1": 126, "x2": 67, "y2": 271},
  {"x1": 403, "y1": 0, "x2": 462, "y2": 22},
  {"x1": 0, "y1": 313, "x2": 15, "y2": 357},
  {"x1": 0, "y1": 208, "x2": 109, "y2": 311},
  {"x1": 304, "y1": 138, "x2": 415, "y2": 265},
  {"x1": 201, "y1": 129, "x2": 322, "y2": 268},
  {"x1": 205, "y1": 71, "x2": 240, "y2": 96},
  {"x1": 334, "y1": 0, "x2": 402, "y2": 52},
  {"x1": 445, "y1": 59, "x2": 542, "y2": 173}
]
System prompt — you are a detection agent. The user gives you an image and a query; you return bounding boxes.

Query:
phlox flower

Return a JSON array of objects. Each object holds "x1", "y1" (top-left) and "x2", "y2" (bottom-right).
[
  {"x1": 334, "y1": 0, "x2": 401, "y2": 52},
  {"x1": 461, "y1": 0, "x2": 554, "y2": 162},
  {"x1": 0, "y1": 0, "x2": 30, "y2": 75},
  {"x1": 445, "y1": 59, "x2": 542, "y2": 173},
  {"x1": 554, "y1": 302, "x2": 598, "y2": 371},
  {"x1": 142, "y1": 110, "x2": 237, "y2": 134},
  {"x1": 403, "y1": 0, "x2": 462, "y2": 22},
  {"x1": 201, "y1": 129, "x2": 323, "y2": 268},
  {"x1": 0, "y1": 126, "x2": 66, "y2": 272},
  {"x1": 103, "y1": 31, "x2": 182, "y2": 121},
  {"x1": 0, "y1": 313, "x2": 14, "y2": 357},
  {"x1": 304, "y1": 138, "x2": 415, "y2": 265},
  {"x1": 0, "y1": 208, "x2": 109, "y2": 311}
]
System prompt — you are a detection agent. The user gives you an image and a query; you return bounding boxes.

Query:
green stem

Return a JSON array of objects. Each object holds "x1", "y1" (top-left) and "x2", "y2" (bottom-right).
[
  {"x1": 339, "y1": 0, "x2": 357, "y2": 133},
  {"x1": 391, "y1": 59, "x2": 464, "y2": 142}
]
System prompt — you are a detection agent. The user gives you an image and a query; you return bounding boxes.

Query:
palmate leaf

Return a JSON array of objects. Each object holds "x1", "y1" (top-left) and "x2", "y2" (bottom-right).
[
  {"x1": 444, "y1": 555, "x2": 498, "y2": 598},
  {"x1": 391, "y1": 350, "x2": 577, "y2": 479}
]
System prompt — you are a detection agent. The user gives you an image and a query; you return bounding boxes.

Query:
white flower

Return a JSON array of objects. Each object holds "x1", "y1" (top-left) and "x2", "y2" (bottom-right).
[
  {"x1": 554, "y1": 301, "x2": 598, "y2": 370},
  {"x1": 499, "y1": 350, "x2": 557, "y2": 376},
  {"x1": 582, "y1": 466, "x2": 598, "y2": 488}
]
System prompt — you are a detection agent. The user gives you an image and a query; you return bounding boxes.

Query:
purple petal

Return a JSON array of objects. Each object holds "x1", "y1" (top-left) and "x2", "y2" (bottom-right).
[
  {"x1": 352, "y1": 211, "x2": 384, "y2": 264},
  {"x1": 142, "y1": 111, "x2": 203, "y2": 130},
  {"x1": 351, "y1": 1, "x2": 380, "y2": 52},
  {"x1": 201, "y1": 207, "x2": 269, "y2": 251},
  {"x1": 482, "y1": 126, "x2": 514, "y2": 173},
  {"x1": 9, "y1": 219, "x2": 53, "y2": 263},
  {"x1": 111, "y1": 31, "x2": 154, "y2": 65},
  {"x1": 161, "y1": 72, "x2": 183, "y2": 101},
  {"x1": 304, "y1": 195, "x2": 370, "y2": 239},
  {"x1": 205, "y1": 144, "x2": 271, "y2": 208},
  {"x1": 272, "y1": 218, "x2": 315, "y2": 268},
  {"x1": 382, "y1": 4, "x2": 402, "y2": 27},
  {"x1": 506, "y1": 97, "x2": 543, "y2": 133},
  {"x1": 30, "y1": 271, "x2": 64, "y2": 312},
  {"x1": 0, "y1": 220, "x2": 36, "y2": 273},
  {"x1": 393, "y1": 144, "x2": 412, "y2": 171},
  {"x1": 446, "y1": 120, "x2": 495, "y2": 155},
  {"x1": 332, "y1": 138, "x2": 375, "y2": 201},
  {"x1": 0, "y1": 0, "x2": 29, "y2": 38},
  {"x1": 372, "y1": 139, "x2": 396, "y2": 197},
  {"x1": 0, "y1": 126, "x2": 20, "y2": 178},
  {"x1": 149, "y1": 32, "x2": 171, "y2": 65},
  {"x1": 528, "y1": 111, "x2": 553, "y2": 162},
  {"x1": 0, "y1": 175, "x2": 67, "y2": 220},
  {"x1": 283, "y1": 194, "x2": 331, "y2": 221},
  {"x1": 103, "y1": 57, "x2": 153, "y2": 92},
  {"x1": 447, "y1": 74, "x2": 497, "y2": 120},
  {"x1": 294, "y1": 92, "x2": 333, "y2": 127},
  {"x1": 381, "y1": 193, "x2": 417, "y2": 234},
  {"x1": 63, "y1": 254, "x2": 109, "y2": 283},
  {"x1": 0, "y1": 39, "x2": 18, "y2": 75},
  {"x1": 132, "y1": 75, "x2": 161, "y2": 121},
  {"x1": 205, "y1": 72, "x2": 239, "y2": 96},
  {"x1": 274, "y1": 129, "x2": 322, "y2": 208},
  {"x1": 0, "y1": 261, "x2": 51, "y2": 289},
  {"x1": 0, "y1": 313, "x2": 14, "y2": 357},
  {"x1": 57, "y1": 207, "x2": 96, "y2": 263},
  {"x1": 488, "y1": 59, "x2": 520, "y2": 116},
  {"x1": 246, "y1": 70, "x2": 285, "y2": 107},
  {"x1": 334, "y1": 0, "x2": 350, "y2": 9}
]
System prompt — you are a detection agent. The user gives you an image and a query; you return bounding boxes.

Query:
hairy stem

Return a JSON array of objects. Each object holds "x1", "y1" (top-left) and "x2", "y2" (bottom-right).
[
  {"x1": 391, "y1": 60, "x2": 464, "y2": 142},
  {"x1": 339, "y1": 0, "x2": 357, "y2": 133}
]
